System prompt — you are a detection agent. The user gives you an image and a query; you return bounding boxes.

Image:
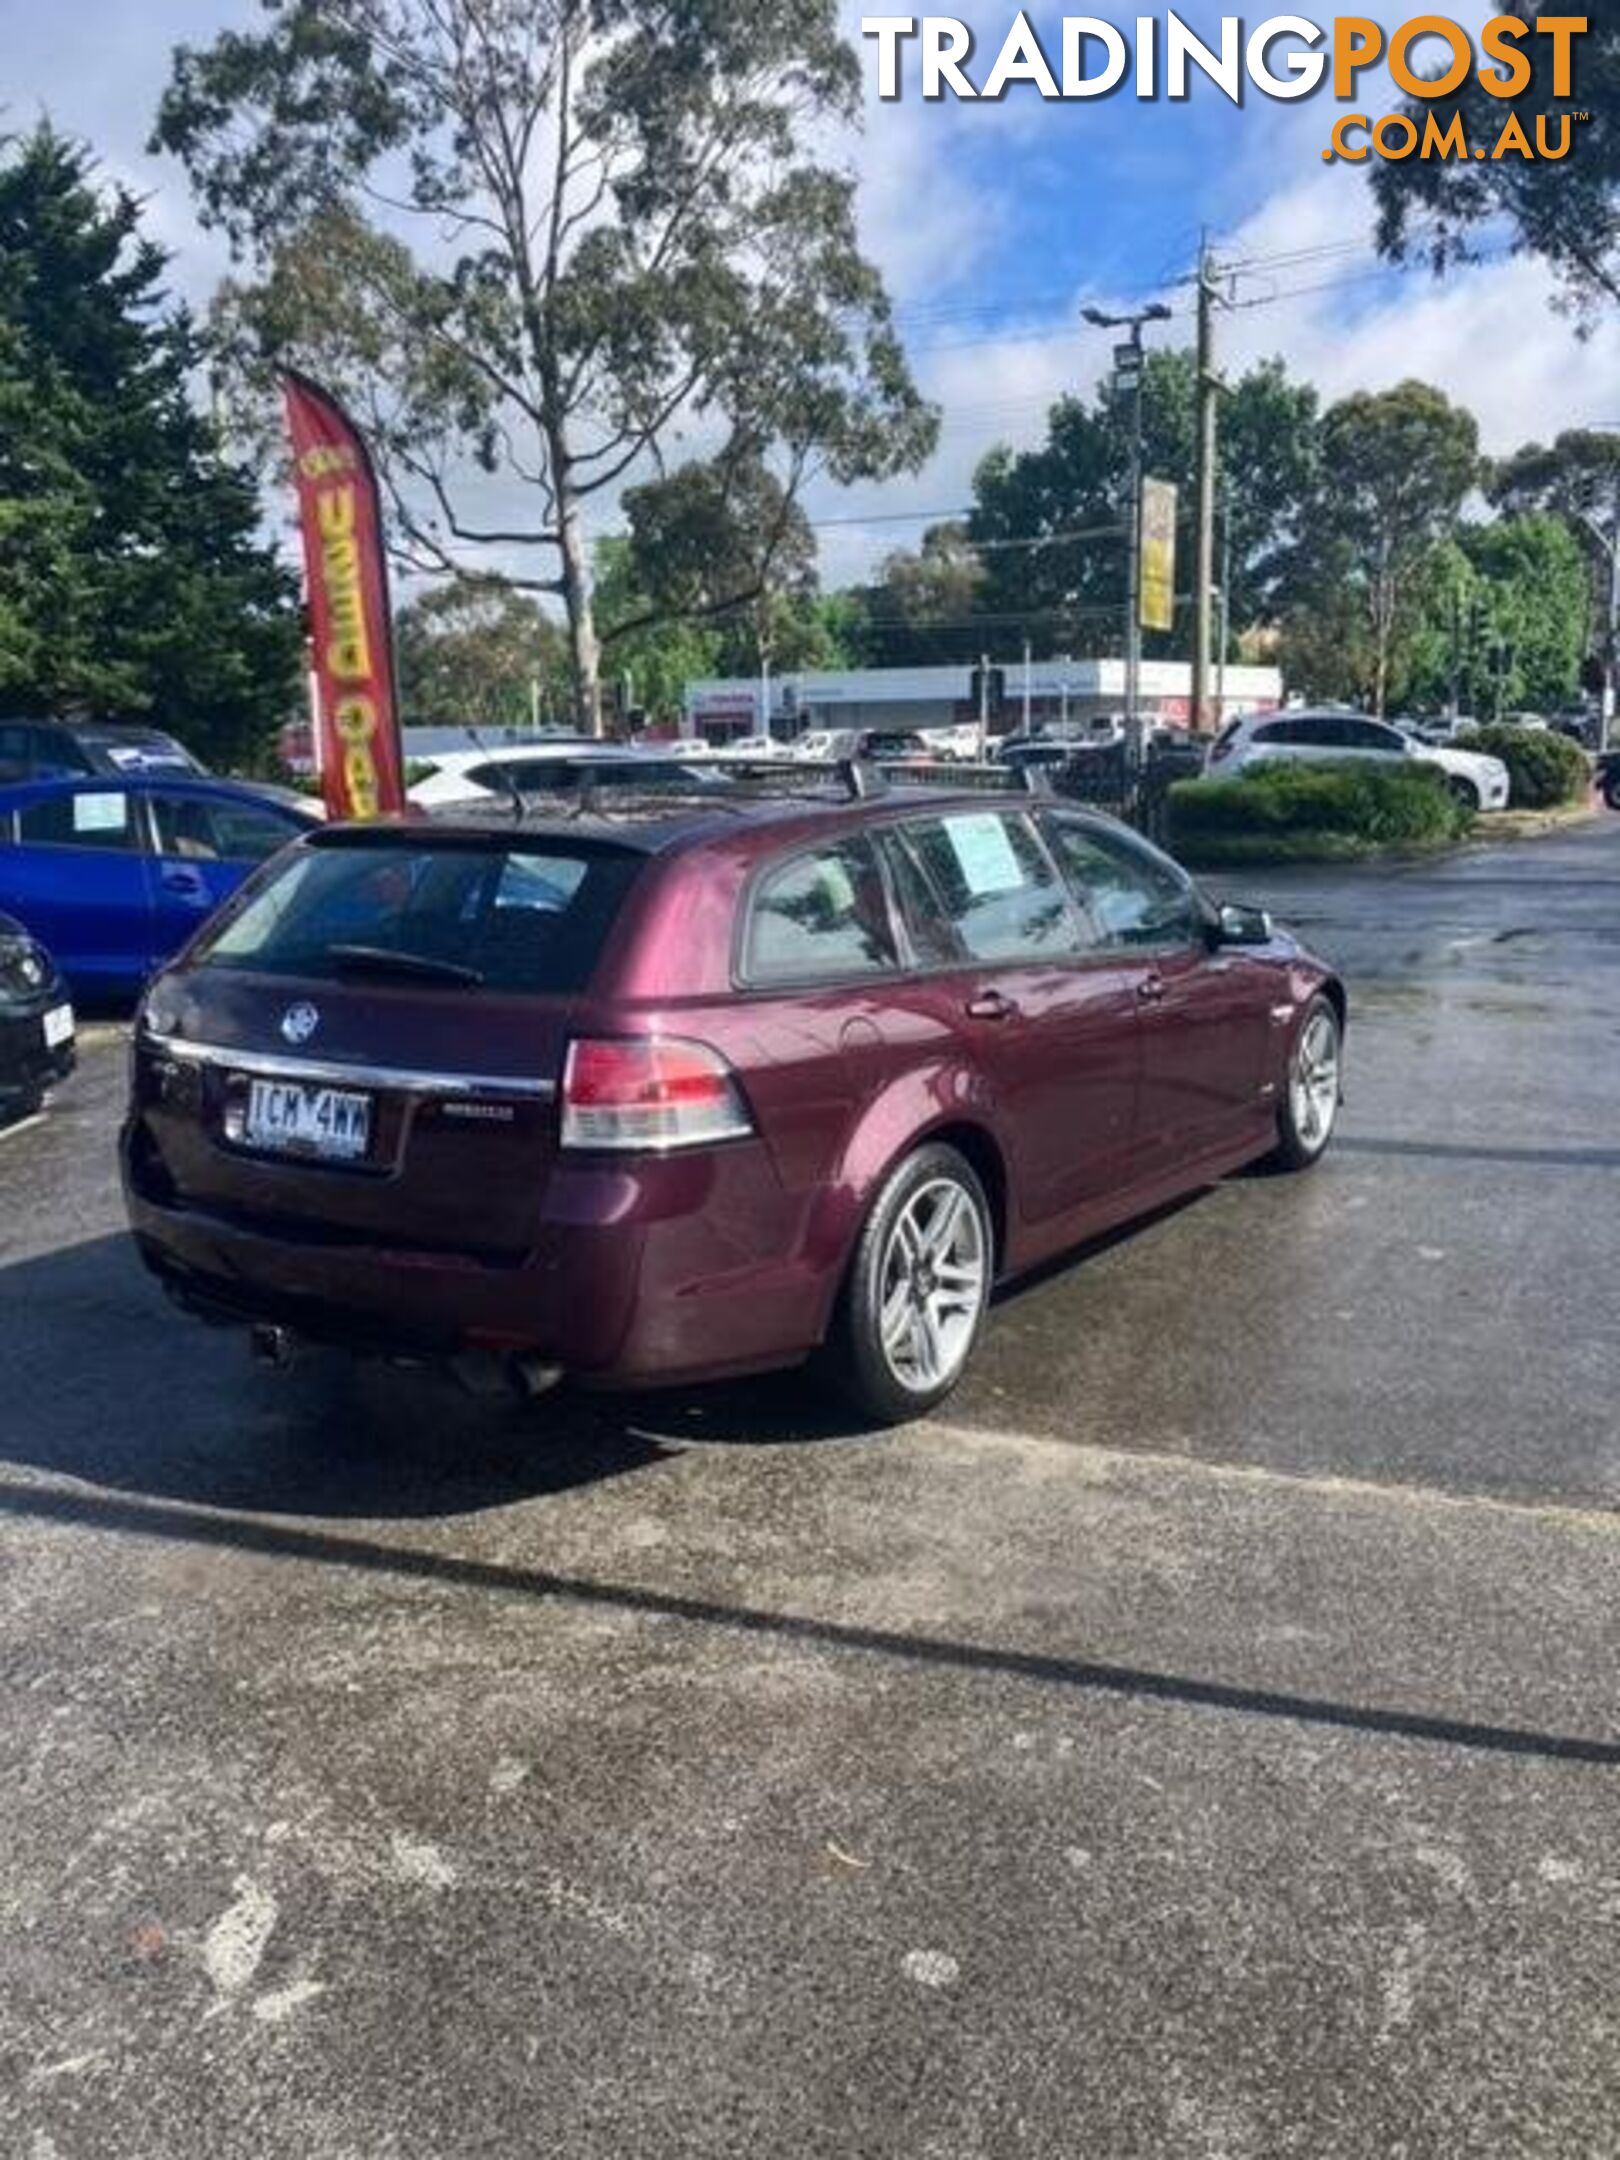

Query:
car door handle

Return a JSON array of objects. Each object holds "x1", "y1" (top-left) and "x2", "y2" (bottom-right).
[
  {"x1": 1136, "y1": 973, "x2": 1166, "y2": 1004},
  {"x1": 965, "y1": 990, "x2": 1017, "y2": 1022},
  {"x1": 160, "y1": 867, "x2": 210, "y2": 902}
]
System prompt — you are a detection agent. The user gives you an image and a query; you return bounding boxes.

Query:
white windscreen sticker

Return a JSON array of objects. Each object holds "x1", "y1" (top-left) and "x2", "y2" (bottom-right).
[
  {"x1": 943, "y1": 813, "x2": 1023, "y2": 897},
  {"x1": 73, "y1": 792, "x2": 129, "y2": 833}
]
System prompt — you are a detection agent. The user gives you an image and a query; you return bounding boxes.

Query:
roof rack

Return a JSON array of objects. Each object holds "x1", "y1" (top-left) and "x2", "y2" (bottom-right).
[{"x1": 840, "y1": 757, "x2": 888, "y2": 800}]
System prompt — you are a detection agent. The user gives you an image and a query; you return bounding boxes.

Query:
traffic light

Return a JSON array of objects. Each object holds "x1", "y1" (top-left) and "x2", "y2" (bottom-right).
[{"x1": 969, "y1": 666, "x2": 1006, "y2": 711}]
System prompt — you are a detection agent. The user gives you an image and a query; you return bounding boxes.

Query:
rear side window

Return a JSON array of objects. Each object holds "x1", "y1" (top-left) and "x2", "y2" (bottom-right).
[
  {"x1": 896, "y1": 812, "x2": 1076, "y2": 964},
  {"x1": 17, "y1": 790, "x2": 140, "y2": 850},
  {"x1": 1350, "y1": 720, "x2": 1403, "y2": 753},
  {"x1": 193, "y1": 839, "x2": 644, "y2": 994},
  {"x1": 744, "y1": 838, "x2": 900, "y2": 985},
  {"x1": 0, "y1": 725, "x2": 34, "y2": 781},
  {"x1": 30, "y1": 726, "x2": 96, "y2": 777}
]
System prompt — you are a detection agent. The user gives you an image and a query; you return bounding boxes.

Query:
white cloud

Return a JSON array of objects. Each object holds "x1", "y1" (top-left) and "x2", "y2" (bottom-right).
[{"x1": 811, "y1": 75, "x2": 1619, "y2": 585}]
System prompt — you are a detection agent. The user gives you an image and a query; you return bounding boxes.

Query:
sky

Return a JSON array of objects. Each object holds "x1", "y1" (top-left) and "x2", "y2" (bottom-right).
[{"x1": 4, "y1": 0, "x2": 1617, "y2": 597}]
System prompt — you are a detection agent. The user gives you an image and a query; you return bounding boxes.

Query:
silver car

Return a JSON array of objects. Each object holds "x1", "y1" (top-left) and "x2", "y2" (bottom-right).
[{"x1": 1207, "y1": 709, "x2": 1510, "y2": 811}]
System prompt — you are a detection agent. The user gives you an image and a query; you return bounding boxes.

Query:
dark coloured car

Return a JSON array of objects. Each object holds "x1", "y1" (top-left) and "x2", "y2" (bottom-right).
[
  {"x1": 0, "y1": 912, "x2": 75, "y2": 1122},
  {"x1": 0, "y1": 776, "x2": 319, "y2": 999},
  {"x1": 855, "y1": 729, "x2": 934, "y2": 763},
  {"x1": 0, "y1": 717, "x2": 206, "y2": 782},
  {"x1": 122, "y1": 777, "x2": 1345, "y2": 1422}
]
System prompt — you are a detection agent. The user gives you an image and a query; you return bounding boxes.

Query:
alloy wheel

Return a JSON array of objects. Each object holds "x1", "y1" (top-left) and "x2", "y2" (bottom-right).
[
  {"x1": 1289, "y1": 1008, "x2": 1340, "y2": 1155},
  {"x1": 876, "y1": 1176, "x2": 989, "y2": 1394}
]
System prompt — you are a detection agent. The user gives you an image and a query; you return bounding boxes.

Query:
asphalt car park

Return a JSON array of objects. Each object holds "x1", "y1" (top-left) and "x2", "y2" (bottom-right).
[{"x1": 1, "y1": 819, "x2": 1616, "y2": 2157}]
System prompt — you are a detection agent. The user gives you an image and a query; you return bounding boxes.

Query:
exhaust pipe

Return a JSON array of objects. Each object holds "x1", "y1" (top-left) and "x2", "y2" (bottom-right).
[
  {"x1": 511, "y1": 1356, "x2": 564, "y2": 1401},
  {"x1": 449, "y1": 1349, "x2": 564, "y2": 1401},
  {"x1": 249, "y1": 1322, "x2": 298, "y2": 1371}
]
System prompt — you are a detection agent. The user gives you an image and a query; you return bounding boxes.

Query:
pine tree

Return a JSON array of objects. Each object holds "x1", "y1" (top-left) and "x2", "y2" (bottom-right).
[{"x1": 0, "y1": 126, "x2": 299, "y2": 767}]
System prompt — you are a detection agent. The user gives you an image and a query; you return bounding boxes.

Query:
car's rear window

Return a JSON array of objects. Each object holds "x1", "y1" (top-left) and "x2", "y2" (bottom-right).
[{"x1": 191, "y1": 838, "x2": 644, "y2": 994}]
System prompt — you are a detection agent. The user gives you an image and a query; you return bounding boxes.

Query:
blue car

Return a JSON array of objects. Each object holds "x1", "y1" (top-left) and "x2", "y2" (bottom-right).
[{"x1": 0, "y1": 776, "x2": 319, "y2": 999}]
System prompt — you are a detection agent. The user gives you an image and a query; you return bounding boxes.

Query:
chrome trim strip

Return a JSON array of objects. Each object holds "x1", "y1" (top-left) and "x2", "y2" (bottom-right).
[{"x1": 142, "y1": 1033, "x2": 556, "y2": 1101}]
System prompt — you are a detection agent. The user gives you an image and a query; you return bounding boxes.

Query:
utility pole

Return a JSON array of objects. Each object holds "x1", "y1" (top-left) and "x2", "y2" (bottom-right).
[
  {"x1": 977, "y1": 648, "x2": 991, "y2": 762},
  {"x1": 1022, "y1": 636, "x2": 1033, "y2": 734},
  {"x1": 1448, "y1": 580, "x2": 1462, "y2": 722},
  {"x1": 1573, "y1": 493, "x2": 1620, "y2": 752},
  {"x1": 1190, "y1": 241, "x2": 1223, "y2": 736},
  {"x1": 1083, "y1": 299, "x2": 1171, "y2": 762},
  {"x1": 1216, "y1": 475, "x2": 1232, "y2": 725}
]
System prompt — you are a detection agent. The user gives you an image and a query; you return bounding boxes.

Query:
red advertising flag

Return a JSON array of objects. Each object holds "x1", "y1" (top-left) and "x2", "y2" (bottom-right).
[{"x1": 280, "y1": 372, "x2": 405, "y2": 820}]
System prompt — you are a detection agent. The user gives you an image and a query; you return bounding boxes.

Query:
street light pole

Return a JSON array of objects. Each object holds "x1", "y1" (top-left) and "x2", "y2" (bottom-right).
[{"x1": 1083, "y1": 300, "x2": 1172, "y2": 761}]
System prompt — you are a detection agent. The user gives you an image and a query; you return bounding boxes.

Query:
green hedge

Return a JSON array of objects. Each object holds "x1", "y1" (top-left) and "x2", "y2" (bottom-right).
[
  {"x1": 1168, "y1": 759, "x2": 1472, "y2": 866},
  {"x1": 1452, "y1": 725, "x2": 1590, "y2": 809}
]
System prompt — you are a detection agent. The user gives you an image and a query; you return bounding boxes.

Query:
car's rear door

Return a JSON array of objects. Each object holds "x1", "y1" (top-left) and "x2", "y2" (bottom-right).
[
  {"x1": 2, "y1": 784, "x2": 156, "y2": 992},
  {"x1": 1042, "y1": 815, "x2": 1270, "y2": 1173},
  {"x1": 880, "y1": 808, "x2": 1142, "y2": 1226}
]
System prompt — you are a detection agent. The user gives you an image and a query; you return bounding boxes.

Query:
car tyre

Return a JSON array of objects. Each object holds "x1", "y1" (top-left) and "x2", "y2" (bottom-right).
[
  {"x1": 1603, "y1": 772, "x2": 1620, "y2": 814},
  {"x1": 825, "y1": 1143, "x2": 993, "y2": 1426},
  {"x1": 1446, "y1": 774, "x2": 1481, "y2": 812},
  {"x1": 0, "y1": 1083, "x2": 44, "y2": 1128},
  {"x1": 1269, "y1": 995, "x2": 1342, "y2": 1172}
]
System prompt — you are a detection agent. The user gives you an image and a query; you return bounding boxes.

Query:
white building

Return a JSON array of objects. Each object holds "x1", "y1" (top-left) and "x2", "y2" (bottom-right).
[{"x1": 683, "y1": 658, "x2": 1282, "y2": 741}]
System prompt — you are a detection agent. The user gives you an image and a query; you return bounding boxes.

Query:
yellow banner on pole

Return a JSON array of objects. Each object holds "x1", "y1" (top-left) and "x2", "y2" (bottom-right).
[{"x1": 1139, "y1": 477, "x2": 1177, "y2": 633}]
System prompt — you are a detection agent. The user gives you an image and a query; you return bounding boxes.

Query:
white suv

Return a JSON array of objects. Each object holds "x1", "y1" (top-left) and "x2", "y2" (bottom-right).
[
  {"x1": 1207, "y1": 709, "x2": 1510, "y2": 811},
  {"x1": 408, "y1": 745, "x2": 723, "y2": 810}
]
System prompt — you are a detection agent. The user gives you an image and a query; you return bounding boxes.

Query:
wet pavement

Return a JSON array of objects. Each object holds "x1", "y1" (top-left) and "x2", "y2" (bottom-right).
[{"x1": 2, "y1": 819, "x2": 1616, "y2": 2157}]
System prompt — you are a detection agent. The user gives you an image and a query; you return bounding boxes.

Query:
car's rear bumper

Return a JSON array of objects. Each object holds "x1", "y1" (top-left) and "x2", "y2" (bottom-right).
[{"x1": 121, "y1": 1133, "x2": 849, "y2": 1388}]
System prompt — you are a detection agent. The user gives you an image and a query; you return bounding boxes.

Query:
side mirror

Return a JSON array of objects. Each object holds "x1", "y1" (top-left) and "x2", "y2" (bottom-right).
[{"x1": 1213, "y1": 901, "x2": 1274, "y2": 946}]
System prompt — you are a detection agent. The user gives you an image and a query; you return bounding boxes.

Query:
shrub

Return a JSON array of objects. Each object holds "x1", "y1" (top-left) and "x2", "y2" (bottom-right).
[
  {"x1": 1452, "y1": 724, "x2": 1589, "y2": 809},
  {"x1": 1168, "y1": 758, "x2": 1471, "y2": 866}
]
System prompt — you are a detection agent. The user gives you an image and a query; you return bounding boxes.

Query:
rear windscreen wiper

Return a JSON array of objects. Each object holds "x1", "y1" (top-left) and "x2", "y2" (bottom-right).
[{"x1": 326, "y1": 944, "x2": 484, "y2": 987}]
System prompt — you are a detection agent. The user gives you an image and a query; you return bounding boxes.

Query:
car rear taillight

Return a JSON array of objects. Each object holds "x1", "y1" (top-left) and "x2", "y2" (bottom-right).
[{"x1": 560, "y1": 1037, "x2": 753, "y2": 1153}]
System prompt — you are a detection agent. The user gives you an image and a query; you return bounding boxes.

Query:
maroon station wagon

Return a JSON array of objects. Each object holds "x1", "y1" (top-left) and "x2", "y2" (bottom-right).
[{"x1": 122, "y1": 775, "x2": 1345, "y2": 1422}]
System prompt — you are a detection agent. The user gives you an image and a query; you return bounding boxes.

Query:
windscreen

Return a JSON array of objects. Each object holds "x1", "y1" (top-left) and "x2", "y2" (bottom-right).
[{"x1": 191, "y1": 839, "x2": 644, "y2": 994}]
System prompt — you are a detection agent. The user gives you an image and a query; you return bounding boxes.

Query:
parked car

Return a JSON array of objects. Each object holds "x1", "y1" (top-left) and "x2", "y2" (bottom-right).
[
  {"x1": 996, "y1": 740, "x2": 1081, "y2": 774},
  {"x1": 1597, "y1": 750, "x2": 1620, "y2": 812},
  {"x1": 1208, "y1": 709, "x2": 1510, "y2": 810},
  {"x1": 407, "y1": 744, "x2": 727, "y2": 810},
  {"x1": 855, "y1": 729, "x2": 935, "y2": 763},
  {"x1": 709, "y1": 733, "x2": 794, "y2": 761},
  {"x1": 918, "y1": 724, "x2": 984, "y2": 763},
  {"x1": 0, "y1": 717, "x2": 206, "y2": 782},
  {"x1": 122, "y1": 775, "x2": 1345, "y2": 1423},
  {"x1": 0, "y1": 912, "x2": 75, "y2": 1123},
  {"x1": 789, "y1": 730, "x2": 860, "y2": 763},
  {"x1": 0, "y1": 776, "x2": 318, "y2": 999},
  {"x1": 1548, "y1": 710, "x2": 1595, "y2": 748}
]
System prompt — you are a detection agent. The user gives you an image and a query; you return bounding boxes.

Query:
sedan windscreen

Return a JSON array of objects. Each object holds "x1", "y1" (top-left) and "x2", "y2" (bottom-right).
[{"x1": 191, "y1": 839, "x2": 645, "y2": 994}]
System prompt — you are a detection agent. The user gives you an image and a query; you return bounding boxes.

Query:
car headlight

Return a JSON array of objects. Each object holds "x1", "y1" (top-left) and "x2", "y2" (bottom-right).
[{"x1": 0, "y1": 936, "x2": 49, "y2": 1004}]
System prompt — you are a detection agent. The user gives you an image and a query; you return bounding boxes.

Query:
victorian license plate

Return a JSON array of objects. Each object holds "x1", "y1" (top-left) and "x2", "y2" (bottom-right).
[{"x1": 243, "y1": 1079, "x2": 372, "y2": 1160}]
